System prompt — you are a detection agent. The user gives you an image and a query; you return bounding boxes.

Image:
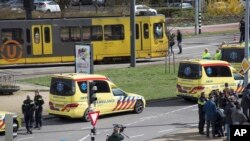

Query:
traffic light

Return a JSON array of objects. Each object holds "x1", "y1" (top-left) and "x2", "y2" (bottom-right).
[{"x1": 88, "y1": 82, "x2": 98, "y2": 106}]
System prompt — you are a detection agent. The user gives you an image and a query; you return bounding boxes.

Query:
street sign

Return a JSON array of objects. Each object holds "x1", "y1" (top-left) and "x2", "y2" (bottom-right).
[
  {"x1": 241, "y1": 58, "x2": 250, "y2": 74},
  {"x1": 88, "y1": 111, "x2": 100, "y2": 126}
]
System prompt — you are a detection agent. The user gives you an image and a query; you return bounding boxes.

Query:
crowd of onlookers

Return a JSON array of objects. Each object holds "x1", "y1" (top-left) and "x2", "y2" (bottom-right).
[{"x1": 198, "y1": 83, "x2": 250, "y2": 141}]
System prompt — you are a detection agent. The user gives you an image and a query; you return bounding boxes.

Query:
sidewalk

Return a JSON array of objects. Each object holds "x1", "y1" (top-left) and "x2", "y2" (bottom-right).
[{"x1": 150, "y1": 127, "x2": 226, "y2": 141}]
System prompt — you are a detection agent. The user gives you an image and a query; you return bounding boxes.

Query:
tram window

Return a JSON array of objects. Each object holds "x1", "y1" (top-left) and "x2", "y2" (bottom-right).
[
  {"x1": 143, "y1": 23, "x2": 149, "y2": 39},
  {"x1": 34, "y1": 28, "x2": 40, "y2": 44},
  {"x1": 82, "y1": 26, "x2": 91, "y2": 41},
  {"x1": 44, "y1": 27, "x2": 50, "y2": 43},
  {"x1": 1, "y1": 28, "x2": 23, "y2": 44},
  {"x1": 60, "y1": 27, "x2": 80, "y2": 42},
  {"x1": 91, "y1": 26, "x2": 103, "y2": 41},
  {"x1": 153, "y1": 23, "x2": 163, "y2": 39},
  {"x1": 104, "y1": 24, "x2": 124, "y2": 40},
  {"x1": 26, "y1": 29, "x2": 30, "y2": 43},
  {"x1": 136, "y1": 24, "x2": 139, "y2": 39}
]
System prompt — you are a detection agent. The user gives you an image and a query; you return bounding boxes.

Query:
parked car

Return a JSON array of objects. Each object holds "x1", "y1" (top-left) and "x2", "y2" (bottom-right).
[
  {"x1": 36, "y1": 1, "x2": 60, "y2": 13},
  {"x1": 34, "y1": 0, "x2": 53, "y2": 10},
  {"x1": 135, "y1": 5, "x2": 157, "y2": 16},
  {"x1": 71, "y1": 0, "x2": 92, "y2": 6},
  {"x1": 173, "y1": 2, "x2": 193, "y2": 9},
  {"x1": 92, "y1": 0, "x2": 105, "y2": 6}
]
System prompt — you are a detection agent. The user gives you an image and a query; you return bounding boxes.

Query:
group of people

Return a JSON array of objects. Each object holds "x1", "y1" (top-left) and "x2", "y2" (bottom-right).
[
  {"x1": 198, "y1": 83, "x2": 250, "y2": 141},
  {"x1": 202, "y1": 48, "x2": 221, "y2": 60},
  {"x1": 22, "y1": 90, "x2": 44, "y2": 134},
  {"x1": 168, "y1": 29, "x2": 183, "y2": 55}
]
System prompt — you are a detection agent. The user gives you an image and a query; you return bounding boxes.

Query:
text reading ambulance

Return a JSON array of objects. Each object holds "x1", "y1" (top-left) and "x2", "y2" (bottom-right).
[
  {"x1": 48, "y1": 73, "x2": 146, "y2": 121},
  {"x1": 177, "y1": 59, "x2": 244, "y2": 100}
]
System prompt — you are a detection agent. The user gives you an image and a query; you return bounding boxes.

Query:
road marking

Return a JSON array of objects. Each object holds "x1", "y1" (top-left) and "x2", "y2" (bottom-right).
[
  {"x1": 81, "y1": 126, "x2": 91, "y2": 130},
  {"x1": 17, "y1": 137, "x2": 34, "y2": 141},
  {"x1": 130, "y1": 134, "x2": 144, "y2": 138},
  {"x1": 158, "y1": 129, "x2": 174, "y2": 133},
  {"x1": 192, "y1": 108, "x2": 198, "y2": 111},
  {"x1": 78, "y1": 134, "x2": 89, "y2": 141}
]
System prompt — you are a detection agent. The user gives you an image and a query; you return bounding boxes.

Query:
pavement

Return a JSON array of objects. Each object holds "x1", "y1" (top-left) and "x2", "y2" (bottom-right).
[{"x1": 0, "y1": 23, "x2": 238, "y2": 140}]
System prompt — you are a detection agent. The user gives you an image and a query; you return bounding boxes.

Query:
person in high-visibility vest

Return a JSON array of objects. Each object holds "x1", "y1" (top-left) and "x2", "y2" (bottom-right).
[
  {"x1": 214, "y1": 49, "x2": 222, "y2": 60},
  {"x1": 202, "y1": 48, "x2": 211, "y2": 59}
]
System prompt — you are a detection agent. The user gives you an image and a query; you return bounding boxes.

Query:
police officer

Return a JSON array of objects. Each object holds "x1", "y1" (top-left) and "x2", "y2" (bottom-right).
[
  {"x1": 22, "y1": 95, "x2": 35, "y2": 134},
  {"x1": 34, "y1": 90, "x2": 44, "y2": 129},
  {"x1": 198, "y1": 92, "x2": 207, "y2": 134},
  {"x1": 107, "y1": 125, "x2": 124, "y2": 141}
]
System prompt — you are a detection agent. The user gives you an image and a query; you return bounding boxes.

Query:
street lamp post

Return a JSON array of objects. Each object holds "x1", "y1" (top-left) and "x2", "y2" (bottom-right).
[{"x1": 244, "y1": 0, "x2": 249, "y2": 87}]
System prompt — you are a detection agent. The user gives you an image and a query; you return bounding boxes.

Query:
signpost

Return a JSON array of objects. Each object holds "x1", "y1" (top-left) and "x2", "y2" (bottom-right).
[
  {"x1": 88, "y1": 111, "x2": 100, "y2": 141},
  {"x1": 241, "y1": 58, "x2": 250, "y2": 74},
  {"x1": 74, "y1": 43, "x2": 93, "y2": 74}
]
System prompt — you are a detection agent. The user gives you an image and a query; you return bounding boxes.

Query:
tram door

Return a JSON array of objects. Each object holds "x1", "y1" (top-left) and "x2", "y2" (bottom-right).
[
  {"x1": 32, "y1": 25, "x2": 53, "y2": 55},
  {"x1": 136, "y1": 22, "x2": 150, "y2": 51}
]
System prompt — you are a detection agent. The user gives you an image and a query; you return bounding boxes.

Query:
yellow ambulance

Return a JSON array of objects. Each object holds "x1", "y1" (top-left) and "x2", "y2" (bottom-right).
[
  {"x1": 0, "y1": 111, "x2": 21, "y2": 133},
  {"x1": 177, "y1": 59, "x2": 244, "y2": 100},
  {"x1": 48, "y1": 73, "x2": 146, "y2": 121}
]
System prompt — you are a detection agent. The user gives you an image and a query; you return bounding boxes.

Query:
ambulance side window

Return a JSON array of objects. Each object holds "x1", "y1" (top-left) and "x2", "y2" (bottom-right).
[
  {"x1": 94, "y1": 80, "x2": 110, "y2": 93},
  {"x1": 112, "y1": 88, "x2": 126, "y2": 96},
  {"x1": 77, "y1": 81, "x2": 87, "y2": 94}
]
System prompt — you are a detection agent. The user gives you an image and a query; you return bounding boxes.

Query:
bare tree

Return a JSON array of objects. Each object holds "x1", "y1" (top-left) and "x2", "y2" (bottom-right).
[{"x1": 55, "y1": 0, "x2": 70, "y2": 18}]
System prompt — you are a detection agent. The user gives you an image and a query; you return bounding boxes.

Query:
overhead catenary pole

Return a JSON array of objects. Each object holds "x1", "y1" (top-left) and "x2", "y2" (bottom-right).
[
  {"x1": 244, "y1": 0, "x2": 249, "y2": 87},
  {"x1": 130, "y1": 0, "x2": 136, "y2": 67}
]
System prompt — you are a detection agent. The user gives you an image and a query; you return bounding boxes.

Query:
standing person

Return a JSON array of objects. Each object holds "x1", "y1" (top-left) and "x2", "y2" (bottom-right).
[
  {"x1": 198, "y1": 92, "x2": 207, "y2": 134},
  {"x1": 241, "y1": 89, "x2": 250, "y2": 120},
  {"x1": 34, "y1": 90, "x2": 44, "y2": 129},
  {"x1": 232, "y1": 102, "x2": 248, "y2": 125},
  {"x1": 169, "y1": 32, "x2": 175, "y2": 55},
  {"x1": 203, "y1": 94, "x2": 217, "y2": 138},
  {"x1": 224, "y1": 97, "x2": 236, "y2": 141},
  {"x1": 214, "y1": 49, "x2": 222, "y2": 60},
  {"x1": 176, "y1": 29, "x2": 182, "y2": 54},
  {"x1": 22, "y1": 95, "x2": 35, "y2": 134},
  {"x1": 202, "y1": 48, "x2": 211, "y2": 59},
  {"x1": 239, "y1": 17, "x2": 245, "y2": 43}
]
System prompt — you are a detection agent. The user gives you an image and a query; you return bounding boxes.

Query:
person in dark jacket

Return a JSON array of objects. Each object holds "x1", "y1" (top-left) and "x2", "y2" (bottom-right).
[
  {"x1": 224, "y1": 97, "x2": 236, "y2": 141},
  {"x1": 239, "y1": 17, "x2": 245, "y2": 43},
  {"x1": 203, "y1": 94, "x2": 217, "y2": 138},
  {"x1": 232, "y1": 102, "x2": 248, "y2": 125},
  {"x1": 215, "y1": 108, "x2": 225, "y2": 137},
  {"x1": 198, "y1": 92, "x2": 207, "y2": 134},
  {"x1": 176, "y1": 29, "x2": 182, "y2": 54},
  {"x1": 169, "y1": 32, "x2": 175, "y2": 55},
  {"x1": 22, "y1": 95, "x2": 36, "y2": 134},
  {"x1": 107, "y1": 125, "x2": 124, "y2": 141},
  {"x1": 34, "y1": 90, "x2": 44, "y2": 129},
  {"x1": 241, "y1": 89, "x2": 250, "y2": 120}
]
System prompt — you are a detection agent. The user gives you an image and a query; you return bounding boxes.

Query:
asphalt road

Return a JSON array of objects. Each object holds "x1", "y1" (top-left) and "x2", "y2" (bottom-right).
[{"x1": 1, "y1": 99, "x2": 198, "y2": 141}]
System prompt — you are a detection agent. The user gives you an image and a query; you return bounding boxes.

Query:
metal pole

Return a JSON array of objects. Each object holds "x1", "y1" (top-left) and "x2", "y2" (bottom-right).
[
  {"x1": 195, "y1": 0, "x2": 199, "y2": 35},
  {"x1": 198, "y1": 0, "x2": 202, "y2": 34},
  {"x1": 25, "y1": 10, "x2": 32, "y2": 20},
  {"x1": 130, "y1": 0, "x2": 136, "y2": 67},
  {"x1": 5, "y1": 114, "x2": 13, "y2": 141},
  {"x1": 244, "y1": 0, "x2": 249, "y2": 87}
]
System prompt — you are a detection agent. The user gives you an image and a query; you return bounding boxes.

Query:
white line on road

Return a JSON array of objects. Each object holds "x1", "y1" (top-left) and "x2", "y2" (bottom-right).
[
  {"x1": 191, "y1": 108, "x2": 198, "y2": 111},
  {"x1": 129, "y1": 134, "x2": 144, "y2": 138},
  {"x1": 158, "y1": 129, "x2": 174, "y2": 133},
  {"x1": 17, "y1": 137, "x2": 34, "y2": 141},
  {"x1": 78, "y1": 134, "x2": 90, "y2": 141},
  {"x1": 81, "y1": 127, "x2": 92, "y2": 130}
]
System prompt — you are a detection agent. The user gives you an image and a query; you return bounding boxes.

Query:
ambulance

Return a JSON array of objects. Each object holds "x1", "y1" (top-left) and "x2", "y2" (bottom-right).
[
  {"x1": 0, "y1": 111, "x2": 21, "y2": 133},
  {"x1": 177, "y1": 59, "x2": 244, "y2": 100},
  {"x1": 48, "y1": 73, "x2": 146, "y2": 121}
]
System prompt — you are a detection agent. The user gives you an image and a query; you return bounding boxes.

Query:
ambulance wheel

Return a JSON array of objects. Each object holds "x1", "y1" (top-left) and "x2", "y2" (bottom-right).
[
  {"x1": 133, "y1": 100, "x2": 144, "y2": 114},
  {"x1": 83, "y1": 109, "x2": 91, "y2": 122}
]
